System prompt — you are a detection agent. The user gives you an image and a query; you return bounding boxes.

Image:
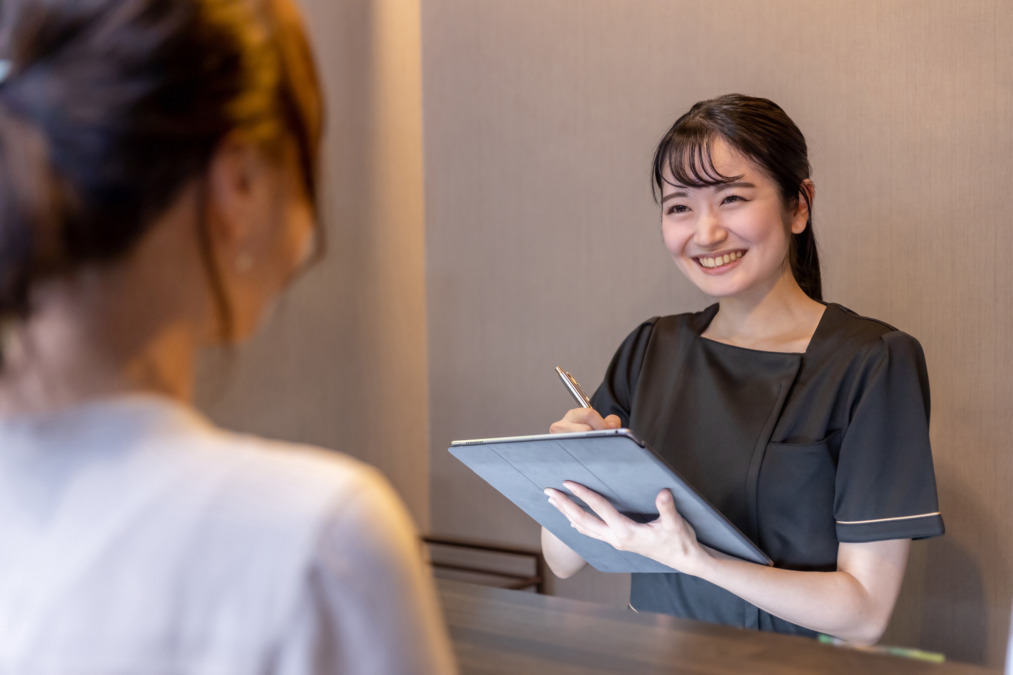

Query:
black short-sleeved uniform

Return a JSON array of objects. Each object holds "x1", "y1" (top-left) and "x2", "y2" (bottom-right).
[{"x1": 589, "y1": 303, "x2": 944, "y2": 637}]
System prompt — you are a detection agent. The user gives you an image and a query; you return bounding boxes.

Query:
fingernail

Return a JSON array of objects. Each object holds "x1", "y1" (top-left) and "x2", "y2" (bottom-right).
[{"x1": 543, "y1": 488, "x2": 553, "y2": 496}]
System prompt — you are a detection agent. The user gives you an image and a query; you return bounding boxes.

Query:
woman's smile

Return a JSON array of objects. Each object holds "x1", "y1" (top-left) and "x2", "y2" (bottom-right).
[{"x1": 694, "y1": 250, "x2": 746, "y2": 271}]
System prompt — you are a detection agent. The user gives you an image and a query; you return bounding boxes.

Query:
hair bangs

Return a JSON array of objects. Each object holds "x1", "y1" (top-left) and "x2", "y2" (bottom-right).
[{"x1": 652, "y1": 131, "x2": 741, "y2": 202}]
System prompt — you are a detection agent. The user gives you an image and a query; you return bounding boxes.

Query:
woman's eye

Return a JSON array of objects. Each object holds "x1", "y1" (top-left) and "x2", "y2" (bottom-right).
[
  {"x1": 721, "y1": 195, "x2": 746, "y2": 205},
  {"x1": 666, "y1": 204, "x2": 690, "y2": 215}
]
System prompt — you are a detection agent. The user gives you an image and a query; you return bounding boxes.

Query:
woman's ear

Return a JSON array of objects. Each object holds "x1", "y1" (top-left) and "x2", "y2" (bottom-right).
[
  {"x1": 204, "y1": 132, "x2": 270, "y2": 250},
  {"x1": 792, "y1": 179, "x2": 815, "y2": 234}
]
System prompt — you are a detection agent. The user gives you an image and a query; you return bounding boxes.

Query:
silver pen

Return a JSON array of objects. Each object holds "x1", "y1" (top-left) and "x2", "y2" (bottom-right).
[{"x1": 555, "y1": 366, "x2": 591, "y2": 408}]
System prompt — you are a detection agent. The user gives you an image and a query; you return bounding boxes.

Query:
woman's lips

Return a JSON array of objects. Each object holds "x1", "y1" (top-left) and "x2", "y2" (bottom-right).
[{"x1": 694, "y1": 250, "x2": 745, "y2": 270}]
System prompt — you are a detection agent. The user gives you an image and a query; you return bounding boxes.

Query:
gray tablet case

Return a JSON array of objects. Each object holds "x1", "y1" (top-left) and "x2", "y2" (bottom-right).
[{"x1": 450, "y1": 429, "x2": 771, "y2": 573}]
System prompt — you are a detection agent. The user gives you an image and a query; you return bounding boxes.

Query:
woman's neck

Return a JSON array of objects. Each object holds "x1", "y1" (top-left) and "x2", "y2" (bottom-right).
[
  {"x1": 702, "y1": 273, "x2": 826, "y2": 353},
  {"x1": 0, "y1": 191, "x2": 216, "y2": 416},
  {"x1": 0, "y1": 272, "x2": 200, "y2": 417}
]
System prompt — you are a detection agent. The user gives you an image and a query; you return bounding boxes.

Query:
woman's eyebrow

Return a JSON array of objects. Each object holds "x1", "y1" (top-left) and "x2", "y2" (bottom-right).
[
  {"x1": 663, "y1": 180, "x2": 756, "y2": 203},
  {"x1": 661, "y1": 190, "x2": 690, "y2": 203},
  {"x1": 715, "y1": 181, "x2": 756, "y2": 192}
]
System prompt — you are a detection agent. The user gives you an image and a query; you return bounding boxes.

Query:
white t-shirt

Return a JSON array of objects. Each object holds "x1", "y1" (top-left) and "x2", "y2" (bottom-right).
[{"x1": 0, "y1": 394, "x2": 456, "y2": 674}]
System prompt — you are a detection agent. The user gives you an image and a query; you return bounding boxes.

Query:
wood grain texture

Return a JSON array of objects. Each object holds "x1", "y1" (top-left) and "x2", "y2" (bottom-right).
[
  {"x1": 437, "y1": 579, "x2": 998, "y2": 675},
  {"x1": 422, "y1": 0, "x2": 1013, "y2": 666}
]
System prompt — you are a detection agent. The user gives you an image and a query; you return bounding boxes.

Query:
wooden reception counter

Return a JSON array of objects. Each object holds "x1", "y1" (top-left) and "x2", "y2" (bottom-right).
[{"x1": 436, "y1": 579, "x2": 997, "y2": 675}]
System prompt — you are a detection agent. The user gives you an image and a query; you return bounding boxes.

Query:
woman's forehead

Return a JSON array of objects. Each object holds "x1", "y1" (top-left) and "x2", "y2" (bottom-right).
[{"x1": 660, "y1": 136, "x2": 777, "y2": 192}]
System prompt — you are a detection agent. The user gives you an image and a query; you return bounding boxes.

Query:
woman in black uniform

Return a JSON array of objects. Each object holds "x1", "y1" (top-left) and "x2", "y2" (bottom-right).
[{"x1": 543, "y1": 94, "x2": 944, "y2": 644}]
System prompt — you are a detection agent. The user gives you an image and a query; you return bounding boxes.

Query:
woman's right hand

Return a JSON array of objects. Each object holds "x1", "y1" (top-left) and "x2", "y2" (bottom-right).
[
  {"x1": 542, "y1": 406, "x2": 621, "y2": 578},
  {"x1": 549, "y1": 407, "x2": 622, "y2": 434}
]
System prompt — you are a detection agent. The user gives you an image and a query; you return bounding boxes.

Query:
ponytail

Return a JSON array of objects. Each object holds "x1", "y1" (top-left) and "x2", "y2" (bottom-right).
[{"x1": 790, "y1": 189, "x2": 822, "y2": 302}]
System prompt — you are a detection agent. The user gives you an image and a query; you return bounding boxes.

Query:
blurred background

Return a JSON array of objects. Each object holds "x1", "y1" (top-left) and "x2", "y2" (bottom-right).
[{"x1": 195, "y1": 0, "x2": 1012, "y2": 667}]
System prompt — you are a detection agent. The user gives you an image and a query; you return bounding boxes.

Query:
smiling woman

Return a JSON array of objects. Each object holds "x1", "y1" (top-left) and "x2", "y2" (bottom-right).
[{"x1": 544, "y1": 94, "x2": 944, "y2": 645}]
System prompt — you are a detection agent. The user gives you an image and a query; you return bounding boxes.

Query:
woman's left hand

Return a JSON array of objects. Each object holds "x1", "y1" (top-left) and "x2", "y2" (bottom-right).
[
  {"x1": 548, "y1": 481, "x2": 912, "y2": 645},
  {"x1": 544, "y1": 481, "x2": 711, "y2": 576}
]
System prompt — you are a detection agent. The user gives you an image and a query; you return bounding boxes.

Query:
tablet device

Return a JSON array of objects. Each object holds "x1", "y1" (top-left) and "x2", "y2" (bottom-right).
[{"x1": 450, "y1": 428, "x2": 772, "y2": 573}]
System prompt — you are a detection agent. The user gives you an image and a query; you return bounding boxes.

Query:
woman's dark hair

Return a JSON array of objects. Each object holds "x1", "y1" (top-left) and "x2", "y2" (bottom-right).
[
  {"x1": 652, "y1": 94, "x2": 821, "y2": 302},
  {"x1": 0, "y1": 0, "x2": 322, "y2": 343}
]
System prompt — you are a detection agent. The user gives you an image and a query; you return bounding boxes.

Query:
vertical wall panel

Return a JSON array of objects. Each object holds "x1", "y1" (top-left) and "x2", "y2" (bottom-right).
[
  {"x1": 423, "y1": 0, "x2": 1013, "y2": 665},
  {"x1": 195, "y1": 0, "x2": 431, "y2": 526}
]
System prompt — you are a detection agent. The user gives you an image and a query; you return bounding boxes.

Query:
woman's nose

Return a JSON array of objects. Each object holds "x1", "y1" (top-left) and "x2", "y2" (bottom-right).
[{"x1": 693, "y1": 209, "x2": 727, "y2": 247}]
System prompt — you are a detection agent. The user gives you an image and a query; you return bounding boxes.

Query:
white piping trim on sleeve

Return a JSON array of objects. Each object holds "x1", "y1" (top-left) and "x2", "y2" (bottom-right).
[{"x1": 836, "y1": 512, "x2": 940, "y2": 525}]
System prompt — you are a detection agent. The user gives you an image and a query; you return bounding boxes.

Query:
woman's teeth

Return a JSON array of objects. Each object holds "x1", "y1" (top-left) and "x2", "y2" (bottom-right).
[{"x1": 698, "y1": 251, "x2": 744, "y2": 268}]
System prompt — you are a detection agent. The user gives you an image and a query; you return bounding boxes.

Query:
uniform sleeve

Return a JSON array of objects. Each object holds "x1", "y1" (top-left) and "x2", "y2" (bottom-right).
[
  {"x1": 588, "y1": 319, "x2": 657, "y2": 427},
  {"x1": 270, "y1": 469, "x2": 457, "y2": 675},
  {"x1": 834, "y1": 330, "x2": 945, "y2": 542}
]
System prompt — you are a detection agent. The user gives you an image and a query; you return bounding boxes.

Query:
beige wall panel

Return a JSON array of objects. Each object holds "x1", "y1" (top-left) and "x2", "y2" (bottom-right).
[
  {"x1": 423, "y1": 0, "x2": 1012, "y2": 665},
  {"x1": 195, "y1": 0, "x2": 431, "y2": 526}
]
